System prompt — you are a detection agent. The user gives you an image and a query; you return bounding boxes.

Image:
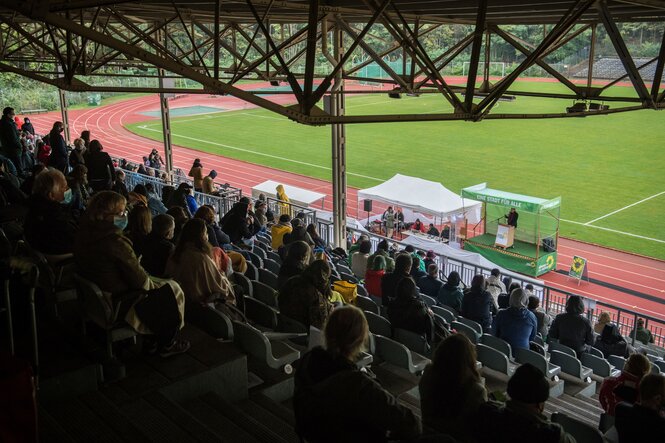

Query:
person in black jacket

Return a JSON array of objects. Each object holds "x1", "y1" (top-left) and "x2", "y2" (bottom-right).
[
  {"x1": 388, "y1": 277, "x2": 434, "y2": 343},
  {"x1": 548, "y1": 295, "x2": 594, "y2": 357},
  {"x1": 615, "y1": 374, "x2": 665, "y2": 442},
  {"x1": 294, "y1": 305, "x2": 421, "y2": 442},
  {"x1": 48, "y1": 121, "x2": 68, "y2": 173},
  {"x1": 194, "y1": 205, "x2": 230, "y2": 248},
  {"x1": 84, "y1": 140, "x2": 115, "y2": 192},
  {"x1": 21, "y1": 117, "x2": 35, "y2": 136},
  {"x1": 141, "y1": 214, "x2": 175, "y2": 277},
  {"x1": 220, "y1": 199, "x2": 253, "y2": 245},
  {"x1": 381, "y1": 252, "x2": 412, "y2": 306},
  {"x1": 461, "y1": 274, "x2": 496, "y2": 332},
  {"x1": 0, "y1": 107, "x2": 22, "y2": 172}
]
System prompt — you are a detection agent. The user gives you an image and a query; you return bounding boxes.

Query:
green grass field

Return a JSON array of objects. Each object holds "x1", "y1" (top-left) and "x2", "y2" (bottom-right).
[{"x1": 126, "y1": 81, "x2": 665, "y2": 260}]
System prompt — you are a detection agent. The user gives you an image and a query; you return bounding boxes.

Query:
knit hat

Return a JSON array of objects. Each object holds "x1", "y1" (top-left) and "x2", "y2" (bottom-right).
[
  {"x1": 509, "y1": 288, "x2": 529, "y2": 309},
  {"x1": 209, "y1": 170, "x2": 218, "y2": 179},
  {"x1": 507, "y1": 363, "x2": 550, "y2": 404},
  {"x1": 426, "y1": 250, "x2": 436, "y2": 259}
]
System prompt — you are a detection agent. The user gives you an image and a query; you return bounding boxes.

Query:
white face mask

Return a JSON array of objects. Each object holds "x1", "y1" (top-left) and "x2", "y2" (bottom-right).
[{"x1": 62, "y1": 188, "x2": 73, "y2": 204}]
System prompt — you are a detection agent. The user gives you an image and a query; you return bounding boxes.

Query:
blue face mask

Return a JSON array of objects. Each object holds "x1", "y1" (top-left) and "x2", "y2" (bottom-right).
[
  {"x1": 113, "y1": 214, "x2": 128, "y2": 230},
  {"x1": 62, "y1": 188, "x2": 73, "y2": 204}
]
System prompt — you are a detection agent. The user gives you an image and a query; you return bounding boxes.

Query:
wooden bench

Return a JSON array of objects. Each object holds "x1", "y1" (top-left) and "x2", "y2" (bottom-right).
[{"x1": 19, "y1": 109, "x2": 48, "y2": 115}]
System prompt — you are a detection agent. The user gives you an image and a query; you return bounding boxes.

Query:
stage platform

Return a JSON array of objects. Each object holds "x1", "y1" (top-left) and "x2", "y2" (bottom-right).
[{"x1": 464, "y1": 233, "x2": 557, "y2": 277}]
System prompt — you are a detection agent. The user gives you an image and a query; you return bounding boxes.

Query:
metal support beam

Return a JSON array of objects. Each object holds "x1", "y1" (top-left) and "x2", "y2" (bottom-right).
[
  {"x1": 329, "y1": 26, "x2": 347, "y2": 250},
  {"x1": 587, "y1": 24, "x2": 597, "y2": 96},
  {"x1": 465, "y1": 0, "x2": 487, "y2": 111},
  {"x1": 480, "y1": 28, "x2": 491, "y2": 93},
  {"x1": 650, "y1": 25, "x2": 665, "y2": 99},
  {"x1": 58, "y1": 88, "x2": 70, "y2": 143},
  {"x1": 157, "y1": 28, "x2": 173, "y2": 174}
]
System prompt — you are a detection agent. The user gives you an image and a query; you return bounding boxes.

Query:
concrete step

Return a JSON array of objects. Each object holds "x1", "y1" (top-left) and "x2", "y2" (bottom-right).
[
  {"x1": 143, "y1": 391, "x2": 221, "y2": 443},
  {"x1": 120, "y1": 397, "x2": 199, "y2": 443},
  {"x1": 78, "y1": 391, "x2": 151, "y2": 442},
  {"x1": 182, "y1": 395, "x2": 262, "y2": 443},
  {"x1": 251, "y1": 393, "x2": 296, "y2": 427},
  {"x1": 236, "y1": 398, "x2": 300, "y2": 442},
  {"x1": 547, "y1": 394, "x2": 601, "y2": 429},
  {"x1": 201, "y1": 392, "x2": 292, "y2": 443},
  {"x1": 40, "y1": 397, "x2": 127, "y2": 443},
  {"x1": 38, "y1": 407, "x2": 75, "y2": 442}
]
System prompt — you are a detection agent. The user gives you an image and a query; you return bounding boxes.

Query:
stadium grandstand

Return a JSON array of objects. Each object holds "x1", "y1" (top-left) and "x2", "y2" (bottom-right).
[{"x1": 1, "y1": 1, "x2": 665, "y2": 442}]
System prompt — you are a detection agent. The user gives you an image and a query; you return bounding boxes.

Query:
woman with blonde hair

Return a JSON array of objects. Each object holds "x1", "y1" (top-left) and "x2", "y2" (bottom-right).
[
  {"x1": 419, "y1": 333, "x2": 487, "y2": 440},
  {"x1": 74, "y1": 191, "x2": 189, "y2": 357},
  {"x1": 294, "y1": 306, "x2": 420, "y2": 442},
  {"x1": 594, "y1": 311, "x2": 612, "y2": 334}
]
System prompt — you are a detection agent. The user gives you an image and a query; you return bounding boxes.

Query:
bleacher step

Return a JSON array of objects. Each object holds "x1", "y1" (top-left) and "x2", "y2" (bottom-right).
[
  {"x1": 40, "y1": 397, "x2": 127, "y2": 442},
  {"x1": 236, "y1": 398, "x2": 300, "y2": 442},
  {"x1": 78, "y1": 391, "x2": 151, "y2": 442},
  {"x1": 143, "y1": 391, "x2": 221, "y2": 443},
  {"x1": 38, "y1": 407, "x2": 76, "y2": 443},
  {"x1": 201, "y1": 392, "x2": 292, "y2": 443},
  {"x1": 251, "y1": 393, "x2": 296, "y2": 426},
  {"x1": 182, "y1": 395, "x2": 262, "y2": 443},
  {"x1": 120, "y1": 397, "x2": 199, "y2": 443}
]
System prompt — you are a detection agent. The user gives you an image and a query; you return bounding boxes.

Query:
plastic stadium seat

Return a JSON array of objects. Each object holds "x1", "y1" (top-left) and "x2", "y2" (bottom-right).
[
  {"x1": 339, "y1": 272, "x2": 359, "y2": 284},
  {"x1": 651, "y1": 363, "x2": 661, "y2": 374},
  {"x1": 252, "y1": 280, "x2": 278, "y2": 308},
  {"x1": 587, "y1": 346, "x2": 605, "y2": 358},
  {"x1": 247, "y1": 250, "x2": 264, "y2": 269},
  {"x1": 244, "y1": 261, "x2": 259, "y2": 281},
  {"x1": 308, "y1": 326, "x2": 324, "y2": 351},
  {"x1": 550, "y1": 350, "x2": 593, "y2": 382},
  {"x1": 393, "y1": 328, "x2": 430, "y2": 357},
  {"x1": 514, "y1": 347, "x2": 561, "y2": 380},
  {"x1": 653, "y1": 359, "x2": 665, "y2": 372},
  {"x1": 451, "y1": 321, "x2": 480, "y2": 344},
  {"x1": 551, "y1": 412, "x2": 603, "y2": 443},
  {"x1": 431, "y1": 305, "x2": 455, "y2": 324},
  {"x1": 356, "y1": 295, "x2": 379, "y2": 315},
  {"x1": 364, "y1": 311, "x2": 392, "y2": 337},
  {"x1": 258, "y1": 268, "x2": 279, "y2": 290},
  {"x1": 456, "y1": 316, "x2": 483, "y2": 336},
  {"x1": 476, "y1": 343, "x2": 513, "y2": 376},
  {"x1": 263, "y1": 258, "x2": 281, "y2": 276},
  {"x1": 252, "y1": 246, "x2": 267, "y2": 261},
  {"x1": 267, "y1": 251, "x2": 282, "y2": 264},
  {"x1": 481, "y1": 334, "x2": 513, "y2": 360},
  {"x1": 530, "y1": 341, "x2": 546, "y2": 356},
  {"x1": 255, "y1": 237, "x2": 270, "y2": 252},
  {"x1": 373, "y1": 334, "x2": 429, "y2": 374},
  {"x1": 532, "y1": 334, "x2": 545, "y2": 346},
  {"x1": 356, "y1": 284, "x2": 368, "y2": 297},
  {"x1": 419, "y1": 293, "x2": 437, "y2": 307},
  {"x1": 581, "y1": 353, "x2": 620, "y2": 378},
  {"x1": 233, "y1": 321, "x2": 300, "y2": 371},
  {"x1": 548, "y1": 340, "x2": 577, "y2": 357},
  {"x1": 244, "y1": 297, "x2": 278, "y2": 330},
  {"x1": 607, "y1": 355, "x2": 626, "y2": 371}
]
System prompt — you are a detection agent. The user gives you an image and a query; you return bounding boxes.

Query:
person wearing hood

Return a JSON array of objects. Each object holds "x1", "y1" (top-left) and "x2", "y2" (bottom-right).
[
  {"x1": 24, "y1": 169, "x2": 77, "y2": 256},
  {"x1": 254, "y1": 199, "x2": 268, "y2": 231},
  {"x1": 367, "y1": 239, "x2": 395, "y2": 273},
  {"x1": 548, "y1": 295, "x2": 594, "y2": 356},
  {"x1": 144, "y1": 182, "x2": 168, "y2": 216},
  {"x1": 437, "y1": 271, "x2": 464, "y2": 314},
  {"x1": 278, "y1": 259, "x2": 333, "y2": 329},
  {"x1": 461, "y1": 274, "x2": 495, "y2": 332},
  {"x1": 188, "y1": 158, "x2": 204, "y2": 192},
  {"x1": 492, "y1": 288, "x2": 537, "y2": 351},
  {"x1": 0, "y1": 107, "x2": 22, "y2": 172},
  {"x1": 388, "y1": 277, "x2": 434, "y2": 344},
  {"x1": 21, "y1": 117, "x2": 35, "y2": 136},
  {"x1": 202, "y1": 169, "x2": 218, "y2": 195},
  {"x1": 593, "y1": 320, "x2": 632, "y2": 358},
  {"x1": 293, "y1": 305, "x2": 421, "y2": 442},
  {"x1": 85, "y1": 140, "x2": 115, "y2": 192},
  {"x1": 48, "y1": 121, "x2": 68, "y2": 173},
  {"x1": 167, "y1": 182, "x2": 194, "y2": 216},
  {"x1": 74, "y1": 191, "x2": 190, "y2": 357},
  {"x1": 220, "y1": 198, "x2": 253, "y2": 244},
  {"x1": 275, "y1": 183, "x2": 290, "y2": 215}
]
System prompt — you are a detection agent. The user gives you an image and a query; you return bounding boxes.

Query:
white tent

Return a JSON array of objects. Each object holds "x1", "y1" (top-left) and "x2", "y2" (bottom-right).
[{"x1": 357, "y1": 174, "x2": 482, "y2": 222}]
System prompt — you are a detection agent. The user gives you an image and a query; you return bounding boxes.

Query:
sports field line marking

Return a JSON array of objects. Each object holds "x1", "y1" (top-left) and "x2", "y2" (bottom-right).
[
  {"x1": 585, "y1": 191, "x2": 665, "y2": 225},
  {"x1": 561, "y1": 218, "x2": 665, "y2": 244},
  {"x1": 137, "y1": 126, "x2": 384, "y2": 181}
]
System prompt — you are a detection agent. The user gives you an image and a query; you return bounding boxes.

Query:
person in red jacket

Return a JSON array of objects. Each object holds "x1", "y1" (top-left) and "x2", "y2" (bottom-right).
[
  {"x1": 599, "y1": 353, "x2": 651, "y2": 416},
  {"x1": 364, "y1": 254, "x2": 386, "y2": 305}
]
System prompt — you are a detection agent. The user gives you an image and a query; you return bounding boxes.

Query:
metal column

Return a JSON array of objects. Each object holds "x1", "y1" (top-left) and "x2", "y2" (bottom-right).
[
  {"x1": 58, "y1": 89, "x2": 70, "y2": 143},
  {"x1": 331, "y1": 25, "x2": 347, "y2": 249},
  {"x1": 157, "y1": 27, "x2": 173, "y2": 174}
]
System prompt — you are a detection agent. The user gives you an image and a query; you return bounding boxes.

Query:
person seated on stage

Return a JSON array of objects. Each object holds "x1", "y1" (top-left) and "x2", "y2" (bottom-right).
[
  {"x1": 461, "y1": 275, "x2": 495, "y2": 332},
  {"x1": 418, "y1": 264, "x2": 443, "y2": 300},
  {"x1": 351, "y1": 239, "x2": 372, "y2": 279},
  {"x1": 600, "y1": 353, "x2": 652, "y2": 416},
  {"x1": 548, "y1": 295, "x2": 594, "y2": 357},
  {"x1": 615, "y1": 374, "x2": 665, "y2": 441},
  {"x1": 440, "y1": 224, "x2": 451, "y2": 240},
  {"x1": 412, "y1": 218, "x2": 426, "y2": 233},
  {"x1": 630, "y1": 318, "x2": 655, "y2": 345},
  {"x1": 437, "y1": 271, "x2": 464, "y2": 314},
  {"x1": 485, "y1": 268, "x2": 505, "y2": 312},
  {"x1": 505, "y1": 207, "x2": 519, "y2": 228},
  {"x1": 492, "y1": 288, "x2": 537, "y2": 351},
  {"x1": 427, "y1": 223, "x2": 440, "y2": 237}
]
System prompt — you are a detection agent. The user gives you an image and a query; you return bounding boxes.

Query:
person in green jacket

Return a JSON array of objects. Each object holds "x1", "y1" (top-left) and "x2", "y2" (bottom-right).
[
  {"x1": 630, "y1": 318, "x2": 654, "y2": 345},
  {"x1": 436, "y1": 271, "x2": 464, "y2": 314}
]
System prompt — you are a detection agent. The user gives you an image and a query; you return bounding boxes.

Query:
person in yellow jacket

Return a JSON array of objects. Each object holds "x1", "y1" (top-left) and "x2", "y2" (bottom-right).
[
  {"x1": 271, "y1": 213, "x2": 293, "y2": 250},
  {"x1": 276, "y1": 184, "x2": 290, "y2": 215}
]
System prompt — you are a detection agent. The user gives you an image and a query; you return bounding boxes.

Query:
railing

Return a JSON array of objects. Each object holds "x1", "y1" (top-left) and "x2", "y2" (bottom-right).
[
  {"x1": 266, "y1": 197, "x2": 317, "y2": 227},
  {"x1": 338, "y1": 224, "x2": 665, "y2": 349}
]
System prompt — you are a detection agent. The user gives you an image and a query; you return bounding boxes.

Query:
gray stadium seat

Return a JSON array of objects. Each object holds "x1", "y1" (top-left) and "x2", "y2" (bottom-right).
[
  {"x1": 581, "y1": 352, "x2": 620, "y2": 378},
  {"x1": 476, "y1": 343, "x2": 513, "y2": 376},
  {"x1": 419, "y1": 293, "x2": 437, "y2": 307},
  {"x1": 514, "y1": 347, "x2": 561, "y2": 380},
  {"x1": 263, "y1": 258, "x2": 281, "y2": 276},
  {"x1": 339, "y1": 271, "x2": 359, "y2": 284},
  {"x1": 258, "y1": 268, "x2": 279, "y2": 290},
  {"x1": 653, "y1": 359, "x2": 665, "y2": 372},
  {"x1": 252, "y1": 246, "x2": 267, "y2": 261},
  {"x1": 244, "y1": 261, "x2": 259, "y2": 281},
  {"x1": 356, "y1": 284, "x2": 368, "y2": 297},
  {"x1": 233, "y1": 321, "x2": 300, "y2": 371},
  {"x1": 451, "y1": 320, "x2": 480, "y2": 344},
  {"x1": 373, "y1": 334, "x2": 429, "y2": 374},
  {"x1": 251, "y1": 280, "x2": 278, "y2": 308},
  {"x1": 364, "y1": 311, "x2": 392, "y2": 337},
  {"x1": 481, "y1": 334, "x2": 513, "y2": 360},
  {"x1": 548, "y1": 340, "x2": 577, "y2": 357},
  {"x1": 607, "y1": 355, "x2": 626, "y2": 371},
  {"x1": 587, "y1": 346, "x2": 605, "y2": 359},
  {"x1": 232, "y1": 272, "x2": 253, "y2": 298},
  {"x1": 267, "y1": 251, "x2": 282, "y2": 264},
  {"x1": 431, "y1": 305, "x2": 455, "y2": 324},
  {"x1": 247, "y1": 250, "x2": 264, "y2": 268},
  {"x1": 550, "y1": 350, "x2": 593, "y2": 382},
  {"x1": 356, "y1": 295, "x2": 379, "y2": 315},
  {"x1": 277, "y1": 313, "x2": 307, "y2": 334},
  {"x1": 393, "y1": 328, "x2": 430, "y2": 357},
  {"x1": 456, "y1": 316, "x2": 483, "y2": 336},
  {"x1": 532, "y1": 334, "x2": 545, "y2": 346},
  {"x1": 244, "y1": 297, "x2": 278, "y2": 330},
  {"x1": 551, "y1": 412, "x2": 604, "y2": 443}
]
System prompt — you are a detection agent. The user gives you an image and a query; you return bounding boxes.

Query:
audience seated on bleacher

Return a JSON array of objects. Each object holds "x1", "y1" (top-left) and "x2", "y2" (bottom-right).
[
  {"x1": 74, "y1": 191, "x2": 189, "y2": 357},
  {"x1": 479, "y1": 363, "x2": 575, "y2": 443},
  {"x1": 294, "y1": 306, "x2": 421, "y2": 442},
  {"x1": 85, "y1": 140, "x2": 115, "y2": 192},
  {"x1": 367, "y1": 239, "x2": 395, "y2": 273},
  {"x1": 594, "y1": 322, "x2": 632, "y2": 358},
  {"x1": 284, "y1": 220, "x2": 314, "y2": 249},
  {"x1": 166, "y1": 206, "x2": 188, "y2": 243},
  {"x1": 165, "y1": 219, "x2": 237, "y2": 337},
  {"x1": 548, "y1": 295, "x2": 594, "y2": 357},
  {"x1": 111, "y1": 169, "x2": 129, "y2": 199},
  {"x1": 253, "y1": 199, "x2": 268, "y2": 231},
  {"x1": 278, "y1": 240, "x2": 311, "y2": 291},
  {"x1": 351, "y1": 239, "x2": 371, "y2": 279},
  {"x1": 461, "y1": 275, "x2": 495, "y2": 332},
  {"x1": 188, "y1": 158, "x2": 204, "y2": 192},
  {"x1": 24, "y1": 169, "x2": 76, "y2": 255},
  {"x1": 19, "y1": 164, "x2": 45, "y2": 196},
  {"x1": 595, "y1": 311, "x2": 612, "y2": 334},
  {"x1": 167, "y1": 182, "x2": 195, "y2": 216},
  {"x1": 485, "y1": 268, "x2": 505, "y2": 312},
  {"x1": 630, "y1": 318, "x2": 655, "y2": 345},
  {"x1": 306, "y1": 223, "x2": 326, "y2": 249},
  {"x1": 220, "y1": 197, "x2": 254, "y2": 246},
  {"x1": 410, "y1": 255, "x2": 427, "y2": 280},
  {"x1": 125, "y1": 205, "x2": 151, "y2": 257},
  {"x1": 419, "y1": 334, "x2": 487, "y2": 441},
  {"x1": 600, "y1": 353, "x2": 652, "y2": 416},
  {"x1": 67, "y1": 164, "x2": 91, "y2": 216},
  {"x1": 140, "y1": 214, "x2": 175, "y2": 278},
  {"x1": 492, "y1": 288, "x2": 537, "y2": 351},
  {"x1": 381, "y1": 252, "x2": 412, "y2": 306},
  {"x1": 271, "y1": 213, "x2": 292, "y2": 250},
  {"x1": 346, "y1": 234, "x2": 368, "y2": 266},
  {"x1": 437, "y1": 271, "x2": 464, "y2": 314},
  {"x1": 615, "y1": 373, "x2": 665, "y2": 441},
  {"x1": 423, "y1": 250, "x2": 436, "y2": 270},
  {"x1": 388, "y1": 278, "x2": 434, "y2": 343},
  {"x1": 418, "y1": 264, "x2": 443, "y2": 299},
  {"x1": 499, "y1": 282, "x2": 520, "y2": 309},
  {"x1": 194, "y1": 205, "x2": 230, "y2": 248},
  {"x1": 364, "y1": 254, "x2": 385, "y2": 304},
  {"x1": 144, "y1": 182, "x2": 168, "y2": 216},
  {"x1": 278, "y1": 259, "x2": 333, "y2": 329},
  {"x1": 528, "y1": 296, "x2": 551, "y2": 339}
]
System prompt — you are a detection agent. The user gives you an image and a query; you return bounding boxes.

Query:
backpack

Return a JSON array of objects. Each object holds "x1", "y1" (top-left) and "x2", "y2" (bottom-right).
[{"x1": 332, "y1": 280, "x2": 358, "y2": 305}]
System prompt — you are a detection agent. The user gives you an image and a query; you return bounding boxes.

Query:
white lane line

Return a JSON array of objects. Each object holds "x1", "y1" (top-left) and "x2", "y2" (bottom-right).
[
  {"x1": 137, "y1": 126, "x2": 384, "y2": 182},
  {"x1": 585, "y1": 191, "x2": 665, "y2": 225},
  {"x1": 561, "y1": 219, "x2": 665, "y2": 244}
]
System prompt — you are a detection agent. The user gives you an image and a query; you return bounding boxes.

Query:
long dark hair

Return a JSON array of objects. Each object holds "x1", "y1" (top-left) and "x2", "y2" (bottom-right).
[
  {"x1": 301, "y1": 259, "x2": 331, "y2": 297},
  {"x1": 172, "y1": 218, "x2": 211, "y2": 263}
]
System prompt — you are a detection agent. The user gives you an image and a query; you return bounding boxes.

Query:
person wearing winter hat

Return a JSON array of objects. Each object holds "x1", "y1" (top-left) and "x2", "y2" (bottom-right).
[
  {"x1": 492, "y1": 287, "x2": 538, "y2": 351},
  {"x1": 202, "y1": 169, "x2": 218, "y2": 195}
]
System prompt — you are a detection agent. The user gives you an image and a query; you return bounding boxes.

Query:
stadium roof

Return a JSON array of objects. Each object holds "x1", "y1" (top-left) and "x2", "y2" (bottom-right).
[{"x1": 1, "y1": 0, "x2": 665, "y2": 124}]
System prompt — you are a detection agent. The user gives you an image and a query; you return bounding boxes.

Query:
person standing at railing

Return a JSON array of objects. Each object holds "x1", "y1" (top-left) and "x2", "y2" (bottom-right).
[
  {"x1": 276, "y1": 183, "x2": 290, "y2": 215},
  {"x1": 188, "y1": 158, "x2": 204, "y2": 192},
  {"x1": 202, "y1": 170, "x2": 218, "y2": 195}
]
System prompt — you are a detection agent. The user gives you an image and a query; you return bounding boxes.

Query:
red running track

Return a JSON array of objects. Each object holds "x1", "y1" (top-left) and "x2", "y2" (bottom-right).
[{"x1": 28, "y1": 90, "x2": 665, "y2": 321}]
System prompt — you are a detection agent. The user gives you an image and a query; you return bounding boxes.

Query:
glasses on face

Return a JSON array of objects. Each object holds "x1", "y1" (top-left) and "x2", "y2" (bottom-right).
[{"x1": 117, "y1": 209, "x2": 128, "y2": 217}]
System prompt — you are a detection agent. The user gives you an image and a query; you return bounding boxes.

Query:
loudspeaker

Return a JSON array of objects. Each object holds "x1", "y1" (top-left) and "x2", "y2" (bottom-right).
[
  {"x1": 542, "y1": 237, "x2": 556, "y2": 252},
  {"x1": 363, "y1": 199, "x2": 373, "y2": 212}
]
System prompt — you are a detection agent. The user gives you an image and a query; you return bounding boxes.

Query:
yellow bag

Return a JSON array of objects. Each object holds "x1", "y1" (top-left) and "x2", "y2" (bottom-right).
[{"x1": 332, "y1": 280, "x2": 358, "y2": 305}]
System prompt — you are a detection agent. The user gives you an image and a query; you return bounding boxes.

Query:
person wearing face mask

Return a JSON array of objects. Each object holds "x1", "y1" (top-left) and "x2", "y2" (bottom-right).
[
  {"x1": 74, "y1": 191, "x2": 190, "y2": 357},
  {"x1": 48, "y1": 121, "x2": 69, "y2": 173},
  {"x1": 24, "y1": 169, "x2": 77, "y2": 256}
]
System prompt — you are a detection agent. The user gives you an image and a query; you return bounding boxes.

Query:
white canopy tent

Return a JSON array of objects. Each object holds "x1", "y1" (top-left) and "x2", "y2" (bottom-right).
[{"x1": 357, "y1": 174, "x2": 482, "y2": 223}]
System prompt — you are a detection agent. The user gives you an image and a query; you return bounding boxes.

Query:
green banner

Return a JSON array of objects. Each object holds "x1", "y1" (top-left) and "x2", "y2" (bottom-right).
[
  {"x1": 569, "y1": 256, "x2": 588, "y2": 280},
  {"x1": 463, "y1": 241, "x2": 557, "y2": 277},
  {"x1": 461, "y1": 184, "x2": 561, "y2": 214}
]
